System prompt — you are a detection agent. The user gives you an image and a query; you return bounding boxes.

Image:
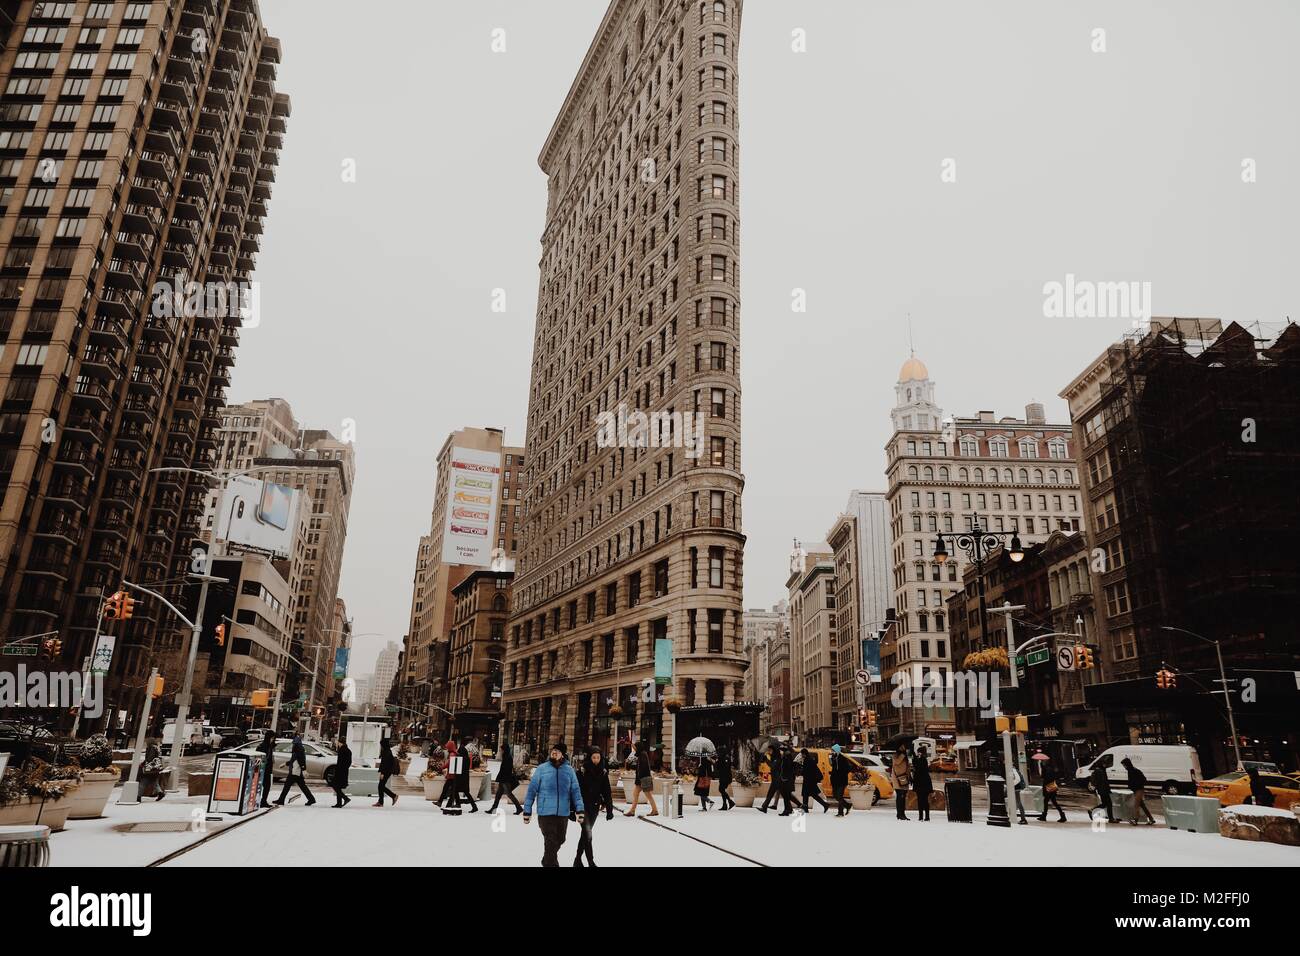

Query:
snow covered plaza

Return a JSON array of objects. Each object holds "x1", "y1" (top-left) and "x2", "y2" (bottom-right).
[{"x1": 43, "y1": 789, "x2": 1296, "y2": 868}]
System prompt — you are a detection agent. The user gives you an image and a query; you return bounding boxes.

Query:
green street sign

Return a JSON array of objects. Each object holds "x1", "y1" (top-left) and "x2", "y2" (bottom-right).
[
  {"x1": 2, "y1": 645, "x2": 38, "y2": 656},
  {"x1": 1013, "y1": 655, "x2": 1024, "y2": 666},
  {"x1": 1027, "y1": 649, "x2": 1051, "y2": 666}
]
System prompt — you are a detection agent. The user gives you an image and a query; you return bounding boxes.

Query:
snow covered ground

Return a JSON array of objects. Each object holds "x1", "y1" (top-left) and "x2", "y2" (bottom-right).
[{"x1": 130, "y1": 787, "x2": 1298, "y2": 867}]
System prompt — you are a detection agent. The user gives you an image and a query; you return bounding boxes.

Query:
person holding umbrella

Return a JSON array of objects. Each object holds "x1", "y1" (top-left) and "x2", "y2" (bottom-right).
[
  {"x1": 686, "y1": 737, "x2": 717, "y2": 811},
  {"x1": 889, "y1": 744, "x2": 912, "y2": 820}
]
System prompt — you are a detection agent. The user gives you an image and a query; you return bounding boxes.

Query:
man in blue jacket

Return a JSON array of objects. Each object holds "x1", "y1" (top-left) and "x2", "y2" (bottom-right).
[{"x1": 523, "y1": 740, "x2": 585, "y2": 867}]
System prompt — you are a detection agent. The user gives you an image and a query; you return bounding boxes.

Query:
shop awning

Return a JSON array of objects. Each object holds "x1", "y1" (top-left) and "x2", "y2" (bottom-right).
[{"x1": 953, "y1": 740, "x2": 986, "y2": 751}]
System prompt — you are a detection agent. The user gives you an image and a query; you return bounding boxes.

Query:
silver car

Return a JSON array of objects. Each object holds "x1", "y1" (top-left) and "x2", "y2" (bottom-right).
[{"x1": 222, "y1": 738, "x2": 339, "y2": 783}]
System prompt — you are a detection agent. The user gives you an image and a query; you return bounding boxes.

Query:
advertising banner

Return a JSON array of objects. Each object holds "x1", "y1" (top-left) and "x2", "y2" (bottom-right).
[
  {"x1": 441, "y1": 447, "x2": 501, "y2": 566},
  {"x1": 333, "y1": 647, "x2": 349, "y2": 680},
  {"x1": 860, "y1": 637, "x2": 882, "y2": 683},
  {"x1": 214, "y1": 475, "x2": 300, "y2": 559},
  {"x1": 654, "y1": 637, "x2": 674, "y2": 684},
  {"x1": 89, "y1": 633, "x2": 116, "y2": 677}
]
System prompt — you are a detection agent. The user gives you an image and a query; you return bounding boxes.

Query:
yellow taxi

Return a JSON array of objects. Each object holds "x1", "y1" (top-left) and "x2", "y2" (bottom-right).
[
  {"x1": 1196, "y1": 771, "x2": 1300, "y2": 809},
  {"x1": 929, "y1": 754, "x2": 958, "y2": 774},
  {"x1": 757, "y1": 749, "x2": 894, "y2": 805}
]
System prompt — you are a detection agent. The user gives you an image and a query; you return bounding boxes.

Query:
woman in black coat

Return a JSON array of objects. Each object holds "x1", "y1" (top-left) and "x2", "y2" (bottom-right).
[
  {"x1": 573, "y1": 746, "x2": 614, "y2": 867},
  {"x1": 489, "y1": 740, "x2": 522, "y2": 813},
  {"x1": 330, "y1": 739, "x2": 352, "y2": 808},
  {"x1": 374, "y1": 737, "x2": 400, "y2": 807},
  {"x1": 1036, "y1": 757, "x2": 1067, "y2": 822},
  {"x1": 715, "y1": 751, "x2": 734, "y2": 810},
  {"x1": 694, "y1": 755, "x2": 715, "y2": 811},
  {"x1": 911, "y1": 750, "x2": 933, "y2": 821},
  {"x1": 455, "y1": 737, "x2": 479, "y2": 813},
  {"x1": 828, "y1": 746, "x2": 851, "y2": 816},
  {"x1": 800, "y1": 748, "x2": 830, "y2": 813}
]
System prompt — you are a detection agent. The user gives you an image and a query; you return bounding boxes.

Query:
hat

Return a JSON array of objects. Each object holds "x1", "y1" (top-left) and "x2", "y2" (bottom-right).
[
  {"x1": 551, "y1": 740, "x2": 568, "y2": 756},
  {"x1": 831, "y1": 744, "x2": 842, "y2": 753}
]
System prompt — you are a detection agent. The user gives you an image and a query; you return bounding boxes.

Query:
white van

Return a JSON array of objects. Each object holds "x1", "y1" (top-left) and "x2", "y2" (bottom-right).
[{"x1": 1075, "y1": 744, "x2": 1202, "y2": 795}]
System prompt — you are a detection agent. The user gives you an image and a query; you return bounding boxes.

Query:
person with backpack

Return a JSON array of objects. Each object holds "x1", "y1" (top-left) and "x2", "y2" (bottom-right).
[
  {"x1": 800, "y1": 748, "x2": 830, "y2": 813},
  {"x1": 374, "y1": 737, "x2": 399, "y2": 807},
  {"x1": 1122, "y1": 757, "x2": 1156, "y2": 824},
  {"x1": 273, "y1": 734, "x2": 316, "y2": 806}
]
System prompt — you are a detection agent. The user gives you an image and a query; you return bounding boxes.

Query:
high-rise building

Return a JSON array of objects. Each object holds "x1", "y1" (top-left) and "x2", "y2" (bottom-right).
[
  {"x1": 503, "y1": 0, "x2": 747, "y2": 760},
  {"x1": 741, "y1": 600, "x2": 785, "y2": 706},
  {"x1": 447, "y1": 566, "x2": 513, "y2": 746},
  {"x1": 0, "y1": 1, "x2": 287, "y2": 719},
  {"x1": 826, "y1": 490, "x2": 891, "y2": 737},
  {"x1": 785, "y1": 540, "x2": 835, "y2": 743},
  {"x1": 404, "y1": 426, "x2": 522, "y2": 738},
  {"x1": 370, "y1": 640, "x2": 400, "y2": 709},
  {"x1": 883, "y1": 354, "x2": 1083, "y2": 741}
]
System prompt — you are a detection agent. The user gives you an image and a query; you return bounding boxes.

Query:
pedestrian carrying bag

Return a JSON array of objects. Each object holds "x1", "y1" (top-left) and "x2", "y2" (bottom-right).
[{"x1": 1045, "y1": 781, "x2": 1058, "y2": 794}]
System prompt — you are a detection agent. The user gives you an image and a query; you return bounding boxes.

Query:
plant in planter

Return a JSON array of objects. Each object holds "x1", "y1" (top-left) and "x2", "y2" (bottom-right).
[
  {"x1": 0, "y1": 760, "x2": 81, "y2": 830},
  {"x1": 608, "y1": 704, "x2": 624, "y2": 718},
  {"x1": 663, "y1": 696, "x2": 683, "y2": 713},
  {"x1": 420, "y1": 748, "x2": 449, "y2": 800},
  {"x1": 67, "y1": 733, "x2": 121, "y2": 820},
  {"x1": 847, "y1": 769, "x2": 877, "y2": 810},
  {"x1": 729, "y1": 769, "x2": 761, "y2": 808}
]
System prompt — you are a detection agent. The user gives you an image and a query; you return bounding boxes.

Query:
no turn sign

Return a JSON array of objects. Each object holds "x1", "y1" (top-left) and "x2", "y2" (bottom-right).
[
  {"x1": 855, "y1": 669, "x2": 871, "y2": 686},
  {"x1": 1057, "y1": 645, "x2": 1077, "y2": 672}
]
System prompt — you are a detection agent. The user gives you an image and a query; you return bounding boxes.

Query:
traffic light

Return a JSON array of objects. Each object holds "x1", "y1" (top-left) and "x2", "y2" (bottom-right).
[
  {"x1": 251, "y1": 689, "x2": 270, "y2": 708},
  {"x1": 1079, "y1": 646, "x2": 1095, "y2": 670},
  {"x1": 1156, "y1": 667, "x2": 1177, "y2": 689},
  {"x1": 103, "y1": 591, "x2": 124, "y2": 620},
  {"x1": 149, "y1": 675, "x2": 164, "y2": 698},
  {"x1": 39, "y1": 638, "x2": 55, "y2": 661},
  {"x1": 857, "y1": 707, "x2": 867, "y2": 727},
  {"x1": 120, "y1": 594, "x2": 136, "y2": 620},
  {"x1": 214, "y1": 623, "x2": 226, "y2": 647},
  {"x1": 49, "y1": 638, "x2": 62, "y2": 660},
  {"x1": 867, "y1": 710, "x2": 877, "y2": 728}
]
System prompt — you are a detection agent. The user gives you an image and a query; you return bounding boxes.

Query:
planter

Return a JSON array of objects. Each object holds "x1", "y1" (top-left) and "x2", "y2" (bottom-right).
[
  {"x1": 680, "y1": 782, "x2": 699, "y2": 806},
  {"x1": 730, "y1": 785, "x2": 757, "y2": 808},
  {"x1": 0, "y1": 795, "x2": 75, "y2": 832},
  {"x1": 422, "y1": 778, "x2": 446, "y2": 801},
  {"x1": 469, "y1": 771, "x2": 490, "y2": 800},
  {"x1": 848, "y1": 785, "x2": 875, "y2": 811},
  {"x1": 511, "y1": 779, "x2": 530, "y2": 803},
  {"x1": 67, "y1": 771, "x2": 119, "y2": 820},
  {"x1": 620, "y1": 775, "x2": 637, "y2": 803},
  {"x1": 398, "y1": 759, "x2": 411, "y2": 776}
]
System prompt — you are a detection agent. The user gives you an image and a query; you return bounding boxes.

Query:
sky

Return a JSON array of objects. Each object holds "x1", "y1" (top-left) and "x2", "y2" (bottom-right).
[{"x1": 235, "y1": 1, "x2": 1300, "y2": 676}]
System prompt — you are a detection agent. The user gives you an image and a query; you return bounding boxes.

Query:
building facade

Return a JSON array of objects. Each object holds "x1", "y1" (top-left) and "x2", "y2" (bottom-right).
[
  {"x1": 740, "y1": 600, "x2": 785, "y2": 707},
  {"x1": 0, "y1": 0, "x2": 287, "y2": 722},
  {"x1": 447, "y1": 567, "x2": 512, "y2": 747},
  {"x1": 503, "y1": 0, "x2": 747, "y2": 759},
  {"x1": 785, "y1": 540, "x2": 834, "y2": 743},
  {"x1": 883, "y1": 354, "x2": 1083, "y2": 741}
]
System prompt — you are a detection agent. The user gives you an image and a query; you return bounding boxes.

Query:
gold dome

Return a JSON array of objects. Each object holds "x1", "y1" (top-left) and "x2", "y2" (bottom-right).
[{"x1": 899, "y1": 356, "x2": 929, "y2": 382}]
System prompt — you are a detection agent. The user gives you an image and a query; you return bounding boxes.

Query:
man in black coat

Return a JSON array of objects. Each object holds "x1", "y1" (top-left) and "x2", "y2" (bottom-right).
[
  {"x1": 1122, "y1": 757, "x2": 1156, "y2": 824},
  {"x1": 331, "y1": 739, "x2": 352, "y2": 807},
  {"x1": 1090, "y1": 763, "x2": 1115, "y2": 823},
  {"x1": 258, "y1": 729, "x2": 276, "y2": 808},
  {"x1": 779, "y1": 745, "x2": 803, "y2": 815},
  {"x1": 757, "y1": 745, "x2": 789, "y2": 815},
  {"x1": 273, "y1": 733, "x2": 316, "y2": 806},
  {"x1": 828, "y1": 745, "x2": 851, "y2": 816}
]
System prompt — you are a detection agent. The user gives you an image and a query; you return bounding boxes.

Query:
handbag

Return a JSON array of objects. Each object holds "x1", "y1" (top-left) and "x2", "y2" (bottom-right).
[
  {"x1": 1045, "y1": 781, "x2": 1058, "y2": 794},
  {"x1": 695, "y1": 774, "x2": 712, "y2": 792}
]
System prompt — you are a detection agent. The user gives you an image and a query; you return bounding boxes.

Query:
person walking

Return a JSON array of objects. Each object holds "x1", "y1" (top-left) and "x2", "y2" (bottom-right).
[
  {"x1": 1090, "y1": 762, "x2": 1115, "y2": 823},
  {"x1": 890, "y1": 745, "x2": 912, "y2": 820},
  {"x1": 1121, "y1": 757, "x2": 1156, "y2": 824},
  {"x1": 828, "y1": 744, "x2": 851, "y2": 816},
  {"x1": 694, "y1": 755, "x2": 715, "y2": 811},
  {"x1": 757, "y1": 744, "x2": 787, "y2": 814},
  {"x1": 489, "y1": 740, "x2": 523, "y2": 814},
  {"x1": 622, "y1": 740, "x2": 659, "y2": 817},
  {"x1": 456, "y1": 737, "x2": 480, "y2": 813},
  {"x1": 330, "y1": 738, "x2": 352, "y2": 808},
  {"x1": 1009, "y1": 762, "x2": 1029, "y2": 825},
  {"x1": 258, "y1": 729, "x2": 275, "y2": 808},
  {"x1": 573, "y1": 746, "x2": 613, "y2": 867},
  {"x1": 911, "y1": 748, "x2": 933, "y2": 821},
  {"x1": 436, "y1": 738, "x2": 459, "y2": 808},
  {"x1": 523, "y1": 741, "x2": 585, "y2": 867},
  {"x1": 273, "y1": 734, "x2": 316, "y2": 806},
  {"x1": 374, "y1": 737, "x2": 399, "y2": 807},
  {"x1": 779, "y1": 744, "x2": 803, "y2": 815},
  {"x1": 1036, "y1": 757, "x2": 1068, "y2": 822},
  {"x1": 716, "y1": 750, "x2": 735, "y2": 810},
  {"x1": 799, "y1": 748, "x2": 830, "y2": 813},
  {"x1": 1245, "y1": 766, "x2": 1275, "y2": 807},
  {"x1": 140, "y1": 742, "x2": 166, "y2": 801}
]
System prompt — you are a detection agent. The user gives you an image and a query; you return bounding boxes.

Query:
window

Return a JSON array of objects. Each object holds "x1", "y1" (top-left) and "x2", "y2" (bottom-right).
[
  {"x1": 710, "y1": 435, "x2": 725, "y2": 467},
  {"x1": 1018, "y1": 438, "x2": 1039, "y2": 459},
  {"x1": 711, "y1": 388, "x2": 725, "y2": 417},
  {"x1": 989, "y1": 437, "x2": 1009, "y2": 457},
  {"x1": 959, "y1": 437, "x2": 978, "y2": 456},
  {"x1": 710, "y1": 341, "x2": 726, "y2": 370}
]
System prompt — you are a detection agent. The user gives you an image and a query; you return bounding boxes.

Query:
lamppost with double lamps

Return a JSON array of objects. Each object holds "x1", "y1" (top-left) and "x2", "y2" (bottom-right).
[{"x1": 932, "y1": 514, "x2": 1025, "y2": 826}]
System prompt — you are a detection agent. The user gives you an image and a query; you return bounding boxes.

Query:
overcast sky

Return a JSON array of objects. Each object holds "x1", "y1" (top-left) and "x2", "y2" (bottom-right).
[{"x1": 237, "y1": 1, "x2": 1299, "y2": 676}]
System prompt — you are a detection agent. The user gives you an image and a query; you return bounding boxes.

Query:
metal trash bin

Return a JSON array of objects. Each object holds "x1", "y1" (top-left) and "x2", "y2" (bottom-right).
[
  {"x1": 1022, "y1": 785, "x2": 1045, "y2": 816},
  {"x1": 1161, "y1": 794, "x2": 1220, "y2": 833},
  {"x1": 0, "y1": 825, "x2": 50, "y2": 867},
  {"x1": 945, "y1": 778, "x2": 972, "y2": 822}
]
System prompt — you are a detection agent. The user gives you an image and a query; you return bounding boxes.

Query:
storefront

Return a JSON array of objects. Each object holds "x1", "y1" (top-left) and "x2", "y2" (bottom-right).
[{"x1": 672, "y1": 702, "x2": 763, "y2": 767}]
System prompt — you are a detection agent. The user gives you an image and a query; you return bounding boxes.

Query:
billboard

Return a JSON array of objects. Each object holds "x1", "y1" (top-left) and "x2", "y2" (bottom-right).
[
  {"x1": 440, "y1": 446, "x2": 501, "y2": 566},
  {"x1": 214, "y1": 475, "x2": 300, "y2": 559}
]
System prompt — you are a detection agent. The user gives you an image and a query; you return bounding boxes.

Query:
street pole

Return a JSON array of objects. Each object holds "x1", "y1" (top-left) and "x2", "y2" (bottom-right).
[
  {"x1": 1214, "y1": 639, "x2": 1244, "y2": 771},
  {"x1": 996, "y1": 602, "x2": 1028, "y2": 774},
  {"x1": 118, "y1": 667, "x2": 158, "y2": 805},
  {"x1": 307, "y1": 643, "x2": 323, "y2": 738},
  {"x1": 167, "y1": 570, "x2": 212, "y2": 791},
  {"x1": 270, "y1": 683, "x2": 282, "y2": 735}
]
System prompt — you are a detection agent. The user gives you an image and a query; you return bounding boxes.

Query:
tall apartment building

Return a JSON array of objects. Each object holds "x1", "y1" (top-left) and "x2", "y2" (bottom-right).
[
  {"x1": 826, "y1": 490, "x2": 891, "y2": 738},
  {"x1": 504, "y1": 0, "x2": 746, "y2": 759},
  {"x1": 210, "y1": 396, "x2": 294, "y2": 470},
  {"x1": 785, "y1": 540, "x2": 835, "y2": 743},
  {"x1": 740, "y1": 599, "x2": 784, "y2": 705},
  {"x1": 370, "y1": 639, "x2": 400, "y2": 710},
  {"x1": 1061, "y1": 318, "x2": 1300, "y2": 773},
  {"x1": 0, "y1": 1, "x2": 286, "y2": 720},
  {"x1": 396, "y1": 532, "x2": 429, "y2": 723},
  {"x1": 883, "y1": 354, "x2": 1083, "y2": 741},
  {"x1": 404, "y1": 426, "x2": 522, "y2": 737}
]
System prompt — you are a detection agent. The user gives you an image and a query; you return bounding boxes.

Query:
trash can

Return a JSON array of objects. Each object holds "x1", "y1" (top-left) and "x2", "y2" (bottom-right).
[
  {"x1": 1161, "y1": 794, "x2": 1220, "y2": 833},
  {"x1": 945, "y1": 778, "x2": 972, "y2": 822},
  {"x1": 0, "y1": 825, "x2": 50, "y2": 867},
  {"x1": 1109, "y1": 788, "x2": 1136, "y2": 822},
  {"x1": 1022, "y1": 785, "x2": 1044, "y2": 816}
]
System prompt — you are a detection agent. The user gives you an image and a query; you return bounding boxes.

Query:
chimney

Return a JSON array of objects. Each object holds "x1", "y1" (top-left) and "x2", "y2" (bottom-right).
[{"x1": 978, "y1": 410, "x2": 995, "y2": 423}]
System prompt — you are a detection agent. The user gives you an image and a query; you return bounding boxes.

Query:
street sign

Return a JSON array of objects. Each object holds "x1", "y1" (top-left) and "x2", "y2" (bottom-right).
[
  {"x1": 1, "y1": 644, "x2": 37, "y2": 656},
  {"x1": 1056, "y1": 645, "x2": 1077, "y2": 671},
  {"x1": 854, "y1": 669, "x2": 871, "y2": 686},
  {"x1": 1027, "y1": 648, "x2": 1051, "y2": 667},
  {"x1": 1013, "y1": 655, "x2": 1024, "y2": 666}
]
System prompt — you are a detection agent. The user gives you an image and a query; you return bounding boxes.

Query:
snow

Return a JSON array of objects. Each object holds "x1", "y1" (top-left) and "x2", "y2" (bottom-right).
[
  {"x1": 142, "y1": 790, "x2": 1299, "y2": 867},
  {"x1": 1221, "y1": 804, "x2": 1297, "y2": 819}
]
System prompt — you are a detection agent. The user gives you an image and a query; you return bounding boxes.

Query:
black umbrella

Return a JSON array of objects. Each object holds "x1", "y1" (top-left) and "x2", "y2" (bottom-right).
[{"x1": 882, "y1": 733, "x2": 918, "y2": 751}]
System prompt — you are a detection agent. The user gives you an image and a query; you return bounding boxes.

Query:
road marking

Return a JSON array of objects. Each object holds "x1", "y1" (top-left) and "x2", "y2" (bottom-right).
[
  {"x1": 636, "y1": 815, "x2": 767, "y2": 866},
  {"x1": 146, "y1": 805, "x2": 276, "y2": 867}
]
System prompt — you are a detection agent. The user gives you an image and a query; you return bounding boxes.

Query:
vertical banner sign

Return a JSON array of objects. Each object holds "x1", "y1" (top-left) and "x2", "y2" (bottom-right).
[
  {"x1": 860, "y1": 637, "x2": 881, "y2": 683},
  {"x1": 442, "y1": 447, "x2": 502, "y2": 567},
  {"x1": 654, "y1": 638, "x2": 674, "y2": 685},
  {"x1": 333, "y1": 647, "x2": 349, "y2": 680},
  {"x1": 89, "y1": 633, "x2": 116, "y2": 676}
]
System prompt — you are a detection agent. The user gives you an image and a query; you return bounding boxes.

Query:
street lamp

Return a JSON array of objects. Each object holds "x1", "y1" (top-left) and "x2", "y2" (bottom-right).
[{"x1": 1160, "y1": 626, "x2": 1244, "y2": 772}]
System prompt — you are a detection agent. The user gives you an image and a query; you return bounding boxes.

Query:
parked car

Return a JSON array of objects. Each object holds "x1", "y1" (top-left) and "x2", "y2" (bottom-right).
[
  {"x1": 1075, "y1": 744, "x2": 1202, "y2": 794},
  {"x1": 209, "y1": 727, "x2": 244, "y2": 750},
  {"x1": 221, "y1": 738, "x2": 338, "y2": 783},
  {"x1": 1240, "y1": 760, "x2": 1281, "y2": 774},
  {"x1": 929, "y1": 753, "x2": 958, "y2": 773},
  {"x1": 1197, "y1": 771, "x2": 1300, "y2": 809}
]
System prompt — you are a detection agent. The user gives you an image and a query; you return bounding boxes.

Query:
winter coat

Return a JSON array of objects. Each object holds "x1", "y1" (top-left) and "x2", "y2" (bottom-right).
[
  {"x1": 378, "y1": 745, "x2": 400, "y2": 776},
  {"x1": 1090, "y1": 766, "x2": 1111, "y2": 795},
  {"x1": 523, "y1": 759, "x2": 585, "y2": 817},
  {"x1": 334, "y1": 745, "x2": 352, "y2": 788},
  {"x1": 1125, "y1": 764, "x2": 1147, "y2": 792},
  {"x1": 715, "y1": 753, "x2": 733, "y2": 788},
  {"x1": 444, "y1": 741, "x2": 459, "y2": 779},
  {"x1": 829, "y1": 752, "x2": 850, "y2": 787},
  {"x1": 288, "y1": 738, "x2": 307, "y2": 776},
  {"x1": 259, "y1": 734, "x2": 276, "y2": 763},
  {"x1": 911, "y1": 753, "x2": 933, "y2": 794},
  {"x1": 780, "y1": 750, "x2": 798, "y2": 790},
  {"x1": 577, "y1": 759, "x2": 613, "y2": 816},
  {"x1": 1041, "y1": 762, "x2": 1060, "y2": 788},
  {"x1": 495, "y1": 744, "x2": 518, "y2": 787},
  {"x1": 1248, "y1": 772, "x2": 1275, "y2": 807},
  {"x1": 800, "y1": 753, "x2": 823, "y2": 796},
  {"x1": 635, "y1": 749, "x2": 651, "y2": 779},
  {"x1": 457, "y1": 747, "x2": 474, "y2": 791},
  {"x1": 890, "y1": 752, "x2": 912, "y2": 790}
]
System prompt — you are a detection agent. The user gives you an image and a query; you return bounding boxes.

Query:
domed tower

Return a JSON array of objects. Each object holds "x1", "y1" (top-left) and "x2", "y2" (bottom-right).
[{"x1": 891, "y1": 353, "x2": 942, "y2": 432}]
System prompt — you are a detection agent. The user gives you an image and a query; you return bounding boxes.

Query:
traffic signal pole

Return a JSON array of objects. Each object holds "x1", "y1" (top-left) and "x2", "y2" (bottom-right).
[{"x1": 117, "y1": 667, "x2": 159, "y2": 805}]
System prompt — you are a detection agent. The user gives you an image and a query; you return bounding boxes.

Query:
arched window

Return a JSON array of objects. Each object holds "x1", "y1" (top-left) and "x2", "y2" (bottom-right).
[
  {"x1": 1018, "y1": 468, "x2": 1029, "y2": 483},
  {"x1": 1032, "y1": 468, "x2": 1044, "y2": 484},
  {"x1": 1003, "y1": 468, "x2": 1013, "y2": 483},
  {"x1": 958, "y1": 468, "x2": 969, "y2": 481},
  {"x1": 923, "y1": 466, "x2": 934, "y2": 480},
  {"x1": 939, "y1": 467, "x2": 949, "y2": 481},
  {"x1": 1048, "y1": 469, "x2": 1059, "y2": 484},
  {"x1": 1063, "y1": 468, "x2": 1074, "y2": 483},
  {"x1": 907, "y1": 465, "x2": 918, "y2": 479}
]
